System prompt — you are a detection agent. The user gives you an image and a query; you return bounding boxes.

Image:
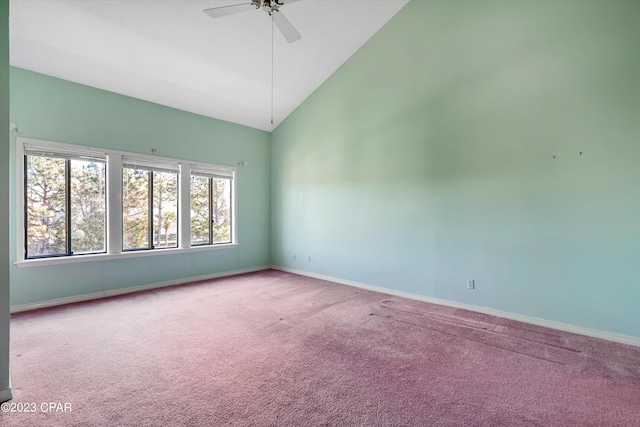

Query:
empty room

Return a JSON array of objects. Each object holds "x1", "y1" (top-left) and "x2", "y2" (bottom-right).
[{"x1": 0, "y1": 0, "x2": 639, "y2": 425}]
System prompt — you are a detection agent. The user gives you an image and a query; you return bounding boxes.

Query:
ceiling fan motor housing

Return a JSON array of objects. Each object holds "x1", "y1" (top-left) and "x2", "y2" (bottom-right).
[{"x1": 260, "y1": 0, "x2": 284, "y2": 14}]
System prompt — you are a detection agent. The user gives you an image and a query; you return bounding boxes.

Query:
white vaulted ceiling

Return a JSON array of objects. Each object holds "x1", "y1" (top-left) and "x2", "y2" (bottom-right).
[{"x1": 9, "y1": 0, "x2": 409, "y2": 131}]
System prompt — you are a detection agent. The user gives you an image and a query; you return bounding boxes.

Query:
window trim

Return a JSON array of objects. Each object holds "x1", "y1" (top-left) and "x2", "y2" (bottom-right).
[{"x1": 15, "y1": 137, "x2": 238, "y2": 268}]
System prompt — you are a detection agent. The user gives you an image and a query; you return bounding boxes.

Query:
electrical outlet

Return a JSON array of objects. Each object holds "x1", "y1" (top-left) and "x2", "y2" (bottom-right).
[
  {"x1": 292, "y1": 254, "x2": 296, "y2": 261},
  {"x1": 467, "y1": 280, "x2": 475, "y2": 289},
  {"x1": 308, "y1": 256, "x2": 311, "y2": 263},
  {"x1": 190, "y1": 258, "x2": 196, "y2": 267}
]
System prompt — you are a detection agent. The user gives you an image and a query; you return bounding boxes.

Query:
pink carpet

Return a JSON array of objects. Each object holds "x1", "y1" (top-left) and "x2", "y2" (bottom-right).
[{"x1": 2, "y1": 270, "x2": 639, "y2": 426}]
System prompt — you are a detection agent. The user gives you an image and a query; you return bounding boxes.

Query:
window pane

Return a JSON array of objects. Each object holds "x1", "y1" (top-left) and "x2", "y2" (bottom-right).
[
  {"x1": 123, "y1": 168, "x2": 149, "y2": 250},
  {"x1": 152, "y1": 171, "x2": 178, "y2": 248},
  {"x1": 190, "y1": 175, "x2": 210, "y2": 245},
  {"x1": 25, "y1": 155, "x2": 67, "y2": 257},
  {"x1": 70, "y1": 160, "x2": 106, "y2": 254},
  {"x1": 212, "y1": 178, "x2": 232, "y2": 244}
]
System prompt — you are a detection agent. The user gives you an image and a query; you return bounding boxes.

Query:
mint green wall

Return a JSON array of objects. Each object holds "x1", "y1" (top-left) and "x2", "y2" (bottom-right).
[
  {"x1": 1, "y1": 0, "x2": 13, "y2": 401},
  {"x1": 271, "y1": 1, "x2": 640, "y2": 338},
  {"x1": 10, "y1": 68, "x2": 271, "y2": 306}
]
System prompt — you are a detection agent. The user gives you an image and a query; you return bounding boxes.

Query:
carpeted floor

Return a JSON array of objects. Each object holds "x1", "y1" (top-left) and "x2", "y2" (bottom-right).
[{"x1": 2, "y1": 270, "x2": 639, "y2": 426}]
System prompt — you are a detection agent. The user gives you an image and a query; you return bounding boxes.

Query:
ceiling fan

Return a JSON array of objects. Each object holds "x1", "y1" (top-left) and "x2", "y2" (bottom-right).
[{"x1": 204, "y1": 0, "x2": 302, "y2": 43}]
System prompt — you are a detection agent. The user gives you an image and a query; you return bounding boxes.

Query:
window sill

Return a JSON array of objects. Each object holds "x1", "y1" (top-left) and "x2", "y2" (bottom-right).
[{"x1": 14, "y1": 243, "x2": 239, "y2": 268}]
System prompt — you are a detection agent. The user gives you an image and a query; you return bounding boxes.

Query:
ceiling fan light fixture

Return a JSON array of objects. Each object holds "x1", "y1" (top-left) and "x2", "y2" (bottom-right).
[{"x1": 261, "y1": 0, "x2": 282, "y2": 14}]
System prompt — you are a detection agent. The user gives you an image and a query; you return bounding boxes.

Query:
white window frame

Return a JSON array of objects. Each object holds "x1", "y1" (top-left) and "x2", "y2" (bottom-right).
[
  {"x1": 15, "y1": 137, "x2": 238, "y2": 268},
  {"x1": 189, "y1": 165, "x2": 236, "y2": 247},
  {"x1": 121, "y1": 156, "x2": 180, "y2": 251}
]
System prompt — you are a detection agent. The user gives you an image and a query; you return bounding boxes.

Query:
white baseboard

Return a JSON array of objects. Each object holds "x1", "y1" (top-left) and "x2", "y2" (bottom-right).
[
  {"x1": 271, "y1": 265, "x2": 640, "y2": 348},
  {"x1": 11, "y1": 264, "x2": 640, "y2": 348},
  {"x1": 10, "y1": 265, "x2": 271, "y2": 314}
]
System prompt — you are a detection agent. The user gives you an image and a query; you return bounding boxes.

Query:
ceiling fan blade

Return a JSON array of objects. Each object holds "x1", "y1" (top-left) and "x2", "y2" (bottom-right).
[
  {"x1": 203, "y1": 3, "x2": 256, "y2": 19},
  {"x1": 272, "y1": 10, "x2": 301, "y2": 43}
]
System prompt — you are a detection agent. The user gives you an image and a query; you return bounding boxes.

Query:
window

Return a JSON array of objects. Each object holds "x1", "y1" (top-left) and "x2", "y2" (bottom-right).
[
  {"x1": 18, "y1": 138, "x2": 237, "y2": 264},
  {"x1": 24, "y1": 145, "x2": 106, "y2": 258},
  {"x1": 122, "y1": 158, "x2": 179, "y2": 250},
  {"x1": 190, "y1": 168, "x2": 233, "y2": 245}
]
